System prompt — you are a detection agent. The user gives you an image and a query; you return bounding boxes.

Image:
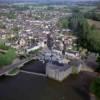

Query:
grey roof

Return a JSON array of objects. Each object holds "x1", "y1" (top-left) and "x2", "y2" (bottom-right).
[{"x1": 47, "y1": 62, "x2": 71, "y2": 72}]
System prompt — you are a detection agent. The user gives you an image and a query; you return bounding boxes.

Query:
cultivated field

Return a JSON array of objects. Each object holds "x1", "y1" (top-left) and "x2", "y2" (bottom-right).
[{"x1": 87, "y1": 19, "x2": 100, "y2": 30}]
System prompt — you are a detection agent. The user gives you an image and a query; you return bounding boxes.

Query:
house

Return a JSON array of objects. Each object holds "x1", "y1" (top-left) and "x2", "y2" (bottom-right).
[
  {"x1": 19, "y1": 38, "x2": 26, "y2": 47},
  {"x1": 65, "y1": 51, "x2": 80, "y2": 59},
  {"x1": 26, "y1": 41, "x2": 45, "y2": 54},
  {"x1": 0, "y1": 30, "x2": 6, "y2": 40}
]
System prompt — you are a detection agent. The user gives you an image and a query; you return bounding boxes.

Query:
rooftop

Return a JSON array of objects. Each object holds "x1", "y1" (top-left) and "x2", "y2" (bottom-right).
[{"x1": 47, "y1": 62, "x2": 71, "y2": 71}]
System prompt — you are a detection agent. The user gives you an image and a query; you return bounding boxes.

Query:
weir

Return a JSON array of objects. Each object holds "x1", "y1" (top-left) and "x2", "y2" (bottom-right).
[{"x1": 20, "y1": 70, "x2": 46, "y2": 77}]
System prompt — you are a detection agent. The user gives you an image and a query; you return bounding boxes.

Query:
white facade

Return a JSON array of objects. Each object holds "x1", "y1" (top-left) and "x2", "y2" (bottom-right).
[
  {"x1": 46, "y1": 63, "x2": 72, "y2": 82},
  {"x1": 26, "y1": 42, "x2": 45, "y2": 53},
  {"x1": 26, "y1": 45, "x2": 41, "y2": 53}
]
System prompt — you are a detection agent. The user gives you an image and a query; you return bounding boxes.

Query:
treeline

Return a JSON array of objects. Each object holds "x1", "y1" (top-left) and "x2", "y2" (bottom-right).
[
  {"x1": 13, "y1": 5, "x2": 30, "y2": 11},
  {"x1": 0, "y1": 22, "x2": 6, "y2": 29},
  {"x1": 57, "y1": 11, "x2": 100, "y2": 54},
  {"x1": 68, "y1": 12, "x2": 100, "y2": 54},
  {"x1": 0, "y1": 12, "x2": 16, "y2": 19},
  {"x1": 69, "y1": 12, "x2": 100, "y2": 97},
  {"x1": 85, "y1": 11, "x2": 100, "y2": 21},
  {"x1": 57, "y1": 17, "x2": 69, "y2": 29}
]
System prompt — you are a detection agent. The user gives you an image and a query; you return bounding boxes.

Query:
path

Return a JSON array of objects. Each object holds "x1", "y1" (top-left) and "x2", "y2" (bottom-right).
[
  {"x1": 20, "y1": 70, "x2": 46, "y2": 77},
  {"x1": 0, "y1": 56, "x2": 36, "y2": 76}
]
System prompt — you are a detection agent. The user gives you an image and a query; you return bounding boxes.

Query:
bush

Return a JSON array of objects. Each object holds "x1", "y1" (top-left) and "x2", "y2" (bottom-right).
[
  {"x1": 72, "y1": 66, "x2": 78, "y2": 74},
  {"x1": 57, "y1": 17, "x2": 69, "y2": 29},
  {"x1": 0, "y1": 44, "x2": 9, "y2": 50},
  {"x1": 90, "y1": 77, "x2": 100, "y2": 99},
  {"x1": 96, "y1": 56, "x2": 100, "y2": 73}
]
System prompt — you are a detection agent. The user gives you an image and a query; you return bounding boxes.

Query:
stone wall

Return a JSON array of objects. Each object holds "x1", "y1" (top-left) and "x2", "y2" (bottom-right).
[{"x1": 46, "y1": 64, "x2": 72, "y2": 82}]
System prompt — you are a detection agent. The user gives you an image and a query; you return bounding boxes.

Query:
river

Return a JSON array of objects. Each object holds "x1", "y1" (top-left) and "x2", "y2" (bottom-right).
[{"x1": 0, "y1": 60, "x2": 90, "y2": 100}]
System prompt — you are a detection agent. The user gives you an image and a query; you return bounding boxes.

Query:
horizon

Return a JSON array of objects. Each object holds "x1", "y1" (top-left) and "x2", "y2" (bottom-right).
[{"x1": 0, "y1": 0, "x2": 99, "y2": 2}]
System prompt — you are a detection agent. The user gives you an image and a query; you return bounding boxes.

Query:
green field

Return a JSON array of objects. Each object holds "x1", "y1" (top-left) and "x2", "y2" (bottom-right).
[{"x1": 87, "y1": 19, "x2": 100, "y2": 30}]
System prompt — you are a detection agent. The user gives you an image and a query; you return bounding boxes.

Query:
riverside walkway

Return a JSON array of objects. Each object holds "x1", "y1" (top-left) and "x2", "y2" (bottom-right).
[
  {"x1": 20, "y1": 70, "x2": 46, "y2": 77},
  {"x1": 0, "y1": 56, "x2": 36, "y2": 76}
]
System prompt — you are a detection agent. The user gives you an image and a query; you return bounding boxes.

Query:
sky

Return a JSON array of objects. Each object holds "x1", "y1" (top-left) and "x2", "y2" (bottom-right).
[
  {"x1": 0, "y1": 0, "x2": 97, "y2": 1},
  {"x1": 0, "y1": 0, "x2": 99, "y2": 3}
]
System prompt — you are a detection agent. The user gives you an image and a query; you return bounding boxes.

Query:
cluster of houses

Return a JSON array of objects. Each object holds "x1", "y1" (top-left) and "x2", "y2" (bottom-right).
[
  {"x1": 0, "y1": 6, "x2": 73, "y2": 55},
  {"x1": 36, "y1": 32, "x2": 82, "y2": 82},
  {"x1": 0, "y1": 5, "x2": 84, "y2": 82},
  {"x1": 38, "y1": 47, "x2": 82, "y2": 82}
]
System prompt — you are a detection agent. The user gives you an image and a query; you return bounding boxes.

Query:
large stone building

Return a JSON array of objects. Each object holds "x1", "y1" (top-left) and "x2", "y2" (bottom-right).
[{"x1": 46, "y1": 59, "x2": 82, "y2": 82}]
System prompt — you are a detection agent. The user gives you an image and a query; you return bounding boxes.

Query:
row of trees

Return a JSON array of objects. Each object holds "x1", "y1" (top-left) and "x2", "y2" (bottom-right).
[
  {"x1": 85, "y1": 11, "x2": 100, "y2": 21},
  {"x1": 56, "y1": 11, "x2": 100, "y2": 57},
  {"x1": 57, "y1": 17, "x2": 69, "y2": 29},
  {"x1": 68, "y1": 11, "x2": 100, "y2": 99},
  {"x1": 68, "y1": 12, "x2": 100, "y2": 54},
  {"x1": 57, "y1": 9, "x2": 100, "y2": 55},
  {"x1": 0, "y1": 12, "x2": 16, "y2": 19}
]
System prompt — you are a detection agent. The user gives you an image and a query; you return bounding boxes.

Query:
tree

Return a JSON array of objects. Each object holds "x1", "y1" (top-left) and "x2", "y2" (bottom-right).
[
  {"x1": 12, "y1": 27, "x2": 20, "y2": 34},
  {"x1": 47, "y1": 33, "x2": 54, "y2": 62},
  {"x1": 69, "y1": 13, "x2": 84, "y2": 32},
  {"x1": 69, "y1": 12, "x2": 100, "y2": 54},
  {"x1": 71, "y1": 7, "x2": 80, "y2": 13},
  {"x1": 0, "y1": 43, "x2": 9, "y2": 50},
  {"x1": 47, "y1": 34, "x2": 54, "y2": 50},
  {"x1": 7, "y1": 11, "x2": 16, "y2": 19},
  {"x1": 57, "y1": 17, "x2": 69, "y2": 29},
  {"x1": 69, "y1": 13, "x2": 90, "y2": 48},
  {"x1": 62, "y1": 41, "x2": 66, "y2": 56},
  {"x1": 87, "y1": 29, "x2": 100, "y2": 53},
  {"x1": 96, "y1": 56, "x2": 100, "y2": 72},
  {"x1": 47, "y1": 6, "x2": 54, "y2": 10},
  {"x1": 0, "y1": 22, "x2": 6, "y2": 29},
  {"x1": 69, "y1": 10, "x2": 100, "y2": 72},
  {"x1": 11, "y1": 27, "x2": 20, "y2": 39},
  {"x1": 90, "y1": 77, "x2": 100, "y2": 99},
  {"x1": 85, "y1": 12, "x2": 100, "y2": 21}
]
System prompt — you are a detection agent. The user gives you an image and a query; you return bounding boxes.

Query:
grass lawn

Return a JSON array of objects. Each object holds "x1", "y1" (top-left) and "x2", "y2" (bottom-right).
[{"x1": 0, "y1": 44, "x2": 16, "y2": 67}]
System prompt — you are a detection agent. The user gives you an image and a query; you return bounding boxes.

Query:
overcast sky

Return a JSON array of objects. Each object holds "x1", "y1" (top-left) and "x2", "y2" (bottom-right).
[
  {"x1": 0, "y1": 0, "x2": 99, "y2": 2},
  {"x1": 69, "y1": 0, "x2": 99, "y2": 1},
  {"x1": 0, "y1": 0, "x2": 99, "y2": 1}
]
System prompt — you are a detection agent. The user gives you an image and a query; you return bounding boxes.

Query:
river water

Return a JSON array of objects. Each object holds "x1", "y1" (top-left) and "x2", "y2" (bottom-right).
[{"x1": 0, "y1": 60, "x2": 90, "y2": 100}]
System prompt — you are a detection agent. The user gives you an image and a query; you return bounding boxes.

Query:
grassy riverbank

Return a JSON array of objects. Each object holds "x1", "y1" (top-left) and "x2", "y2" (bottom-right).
[{"x1": 0, "y1": 44, "x2": 16, "y2": 67}]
